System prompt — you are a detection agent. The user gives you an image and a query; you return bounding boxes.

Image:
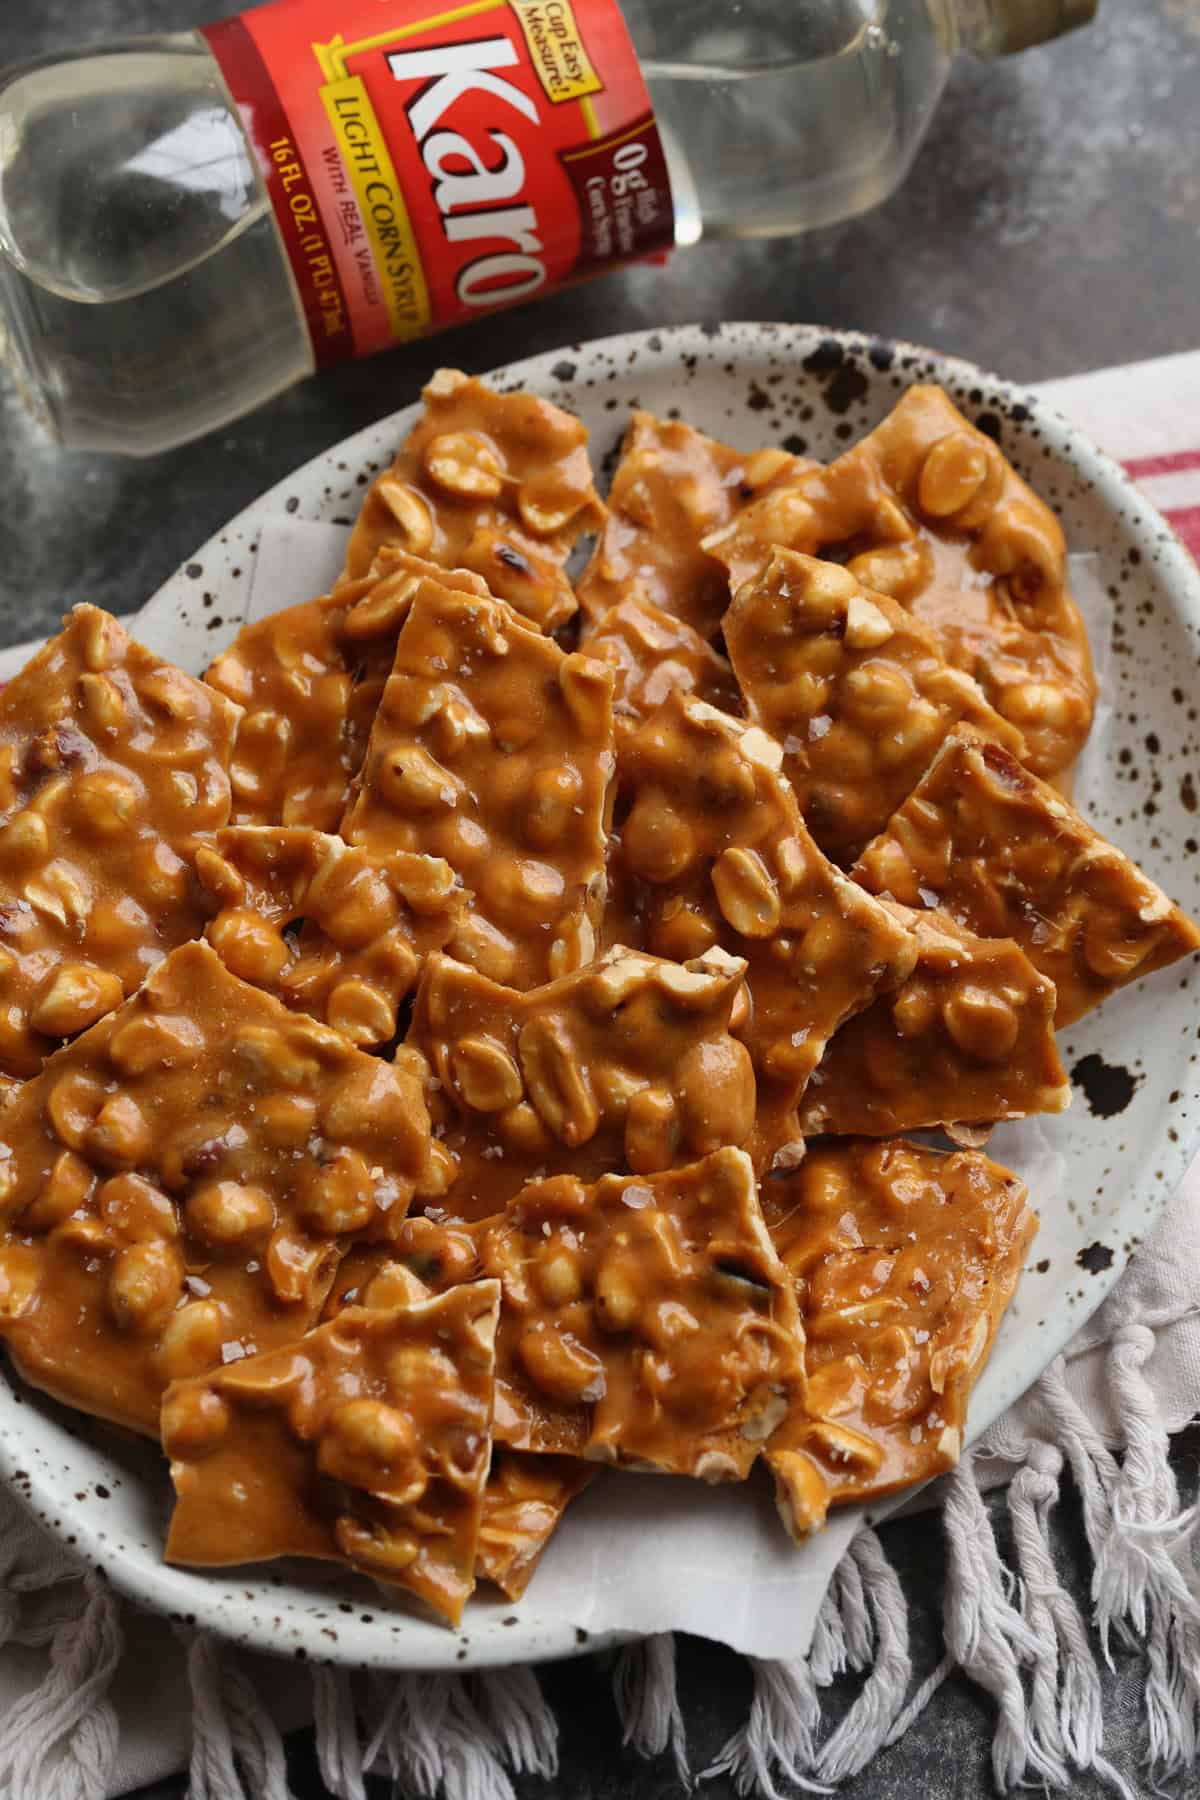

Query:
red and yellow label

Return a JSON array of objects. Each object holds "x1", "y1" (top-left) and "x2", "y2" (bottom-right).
[{"x1": 203, "y1": 0, "x2": 674, "y2": 366}]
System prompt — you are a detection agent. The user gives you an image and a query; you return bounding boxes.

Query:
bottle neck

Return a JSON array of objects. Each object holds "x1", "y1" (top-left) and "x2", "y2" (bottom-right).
[{"x1": 954, "y1": 0, "x2": 1098, "y2": 56}]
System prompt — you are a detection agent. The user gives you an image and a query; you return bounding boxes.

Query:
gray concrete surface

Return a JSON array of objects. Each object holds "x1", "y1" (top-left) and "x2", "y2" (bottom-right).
[{"x1": 0, "y1": 1, "x2": 1197, "y2": 1794}]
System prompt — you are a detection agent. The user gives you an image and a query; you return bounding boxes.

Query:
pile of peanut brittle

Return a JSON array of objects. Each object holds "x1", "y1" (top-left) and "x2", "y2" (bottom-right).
[{"x1": 0, "y1": 368, "x2": 1195, "y2": 1629}]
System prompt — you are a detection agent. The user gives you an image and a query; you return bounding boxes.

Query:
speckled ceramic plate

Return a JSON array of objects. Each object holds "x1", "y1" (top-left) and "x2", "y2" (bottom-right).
[{"x1": 2, "y1": 323, "x2": 1198, "y2": 1672}]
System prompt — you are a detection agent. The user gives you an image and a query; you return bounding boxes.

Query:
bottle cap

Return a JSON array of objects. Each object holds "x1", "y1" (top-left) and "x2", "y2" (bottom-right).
[{"x1": 985, "y1": 0, "x2": 1098, "y2": 54}]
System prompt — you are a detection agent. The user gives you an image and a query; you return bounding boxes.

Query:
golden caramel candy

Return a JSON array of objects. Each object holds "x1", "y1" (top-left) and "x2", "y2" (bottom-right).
[
  {"x1": 344, "y1": 369, "x2": 605, "y2": 632},
  {"x1": 408, "y1": 943, "x2": 757, "y2": 1220},
  {"x1": 342, "y1": 580, "x2": 614, "y2": 991},
  {"x1": 724, "y1": 550, "x2": 1026, "y2": 860},
  {"x1": 479, "y1": 1148, "x2": 805, "y2": 1477},
  {"x1": 582, "y1": 595, "x2": 742, "y2": 743},
  {"x1": 763, "y1": 1139, "x2": 1035, "y2": 1535},
  {"x1": 319, "y1": 1215, "x2": 485, "y2": 1321},
  {"x1": 704, "y1": 386, "x2": 1095, "y2": 779},
  {"x1": 477, "y1": 1450, "x2": 594, "y2": 1598},
  {"x1": 205, "y1": 549, "x2": 488, "y2": 832},
  {"x1": 0, "y1": 606, "x2": 240, "y2": 1077},
  {"x1": 799, "y1": 905, "x2": 1070, "y2": 1135},
  {"x1": 163, "y1": 1282, "x2": 500, "y2": 1627},
  {"x1": 199, "y1": 826, "x2": 463, "y2": 1049},
  {"x1": 206, "y1": 590, "x2": 362, "y2": 832},
  {"x1": 0, "y1": 941, "x2": 431, "y2": 1435},
  {"x1": 608, "y1": 693, "x2": 917, "y2": 1165},
  {"x1": 576, "y1": 411, "x2": 807, "y2": 638},
  {"x1": 853, "y1": 726, "x2": 1200, "y2": 1026}
]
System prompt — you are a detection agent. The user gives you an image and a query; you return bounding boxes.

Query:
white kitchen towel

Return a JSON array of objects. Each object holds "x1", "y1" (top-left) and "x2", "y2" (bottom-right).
[{"x1": 0, "y1": 349, "x2": 1199, "y2": 1800}]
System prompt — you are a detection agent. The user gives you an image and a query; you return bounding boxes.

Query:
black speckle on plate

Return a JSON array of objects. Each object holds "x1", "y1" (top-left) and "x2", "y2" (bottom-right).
[
  {"x1": 1076, "y1": 1242, "x2": 1115, "y2": 1274},
  {"x1": 803, "y1": 338, "x2": 845, "y2": 376},
  {"x1": 822, "y1": 364, "x2": 869, "y2": 416},
  {"x1": 1071, "y1": 1052, "x2": 1141, "y2": 1118}
]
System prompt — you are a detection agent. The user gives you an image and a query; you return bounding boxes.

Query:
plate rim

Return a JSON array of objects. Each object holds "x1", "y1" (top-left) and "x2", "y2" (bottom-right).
[{"x1": 2, "y1": 318, "x2": 1199, "y2": 1671}]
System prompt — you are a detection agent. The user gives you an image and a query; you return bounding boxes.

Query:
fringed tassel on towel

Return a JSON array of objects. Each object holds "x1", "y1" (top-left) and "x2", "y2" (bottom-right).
[
  {"x1": 185, "y1": 1632, "x2": 293, "y2": 1800},
  {"x1": 366, "y1": 1672, "x2": 500, "y2": 1799},
  {"x1": 812, "y1": 1547, "x2": 874, "y2": 1683},
  {"x1": 1004, "y1": 1440, "x2": 1133, "y2": 1798},
  {"x1": 1040, "y1": 1333, "x2": 1200, "y2": 1776},
  {"x1": 704, "y1": 1660, "x2": 824, "y2": 1798},
  {"x1": 810, "y1": 1530, "x2": 912, "y2": 1783},
  {"x1": 312, "y1": 1666, "x2": 366, "y2": 1800},
  {"x1": 613, "y1": 1632, "x2": 690, "y2": 1783},
  {"x1": 0, "y1": 1571, "x2": 121, "y2": 1800},
  {"x1": 941, "y1": 1455, "x2": 1070, "y2": 1789},
  {"x1": 467, "y1": 1664, "x2": 558, "y2": 1781},
  {"x1": 705, "y1": 1527, "x2": 913, "y2": 1794},
  {"x1": 358, "y1": 1664, "x2": 557, "y2": 1800}
]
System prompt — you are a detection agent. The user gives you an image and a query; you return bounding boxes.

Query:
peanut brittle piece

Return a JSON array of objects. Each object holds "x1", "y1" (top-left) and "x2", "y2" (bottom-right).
[
  {"x1": 0, "y1": 941, "x2": 431, "y2": 1435},
  {"x1": 333, "y1": 1219, "x2": 592, "y2": 1596},
  {"x1": 0, "y1": 606, "x2": 240, "y2": 1078},
  {"x1": 478, "y1": 1148, "x2": 805, "y2": 1476},
  {"x1": 205, "y1": 551, "x2": 488, "y2": 831},
  {"x1": 576, "y1": 411, "x2": 807, "y2": 637},
  {"x1": 762, "y1": 1139, "x2": 1035, "y2": 1533},
  {"x1": 477, "y1": 1450, "x2": 594, "y2": 1599},
  {"x1": 582, "y1": 595, "x2": 741, "y2": 743},
  {"x1": 609, "y1": 694, "x2": 916, "y2": 1165},
  {"x1": 724, "y1": 550, "x2": 1026, "y2": 860},
  {"x1": 408, "y1": 944, "x2": 756, "y2": 1221},
  {"x1": 798, "y1": 906, "x2": 1070, "y2": 1135},
  {"x1": 705, "y1": 386, "x2": 1095, "y2": 778},
  {"x1": 205, "y1": 590, "x2": 365, "y2": 831},
  {"x1": 198, "y1": 826, "x2": 463, "y2": 1049},
  {"x1": 342, "y1": 582, "x2": 615, "y2": 991},
  {"x1": 163, "y1": 1282, "x2": 500, "y2": 1627},
  {"x1": 853, "y1": 726, "x2": 1200, "y2": 1026},
  {"x1": 344, "y1": 369, "x2": 604, "y2": 632}
]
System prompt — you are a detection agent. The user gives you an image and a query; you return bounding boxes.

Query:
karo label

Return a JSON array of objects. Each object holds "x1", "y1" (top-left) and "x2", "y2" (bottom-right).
[{"x1": 202, "y1": 0, "x2": 674, "y2": 367}]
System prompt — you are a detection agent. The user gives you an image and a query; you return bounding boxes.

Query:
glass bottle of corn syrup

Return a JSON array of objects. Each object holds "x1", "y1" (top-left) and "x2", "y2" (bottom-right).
[{"x1": 0, "y1": 0, "x2": 1095, "y2": 454}]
